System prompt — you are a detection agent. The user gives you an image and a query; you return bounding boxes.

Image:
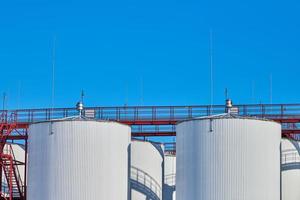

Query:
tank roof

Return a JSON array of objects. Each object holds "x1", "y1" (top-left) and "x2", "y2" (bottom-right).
[
  {"x1": 177, "y1": 113, "x2": 279, "y2": 125},
  {"x1": 30, "y1": 116, "x2": 130, "y2": 127}
]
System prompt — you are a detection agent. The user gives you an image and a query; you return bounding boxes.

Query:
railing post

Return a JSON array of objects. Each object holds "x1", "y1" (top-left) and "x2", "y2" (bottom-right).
[
  {"x1": 243, "y1": 105, "x2": 247, "y2": 116},
  {"x1": 206, "y1": 106, "x2": 210, "y2": 116},
  {"x1": 31, "y1": 111, "x2": 34, "y2": 122},
  {"x1": 45, "y1": 109, "x2": 48, "y2": 121},
  {"x1": 100, "y1": 108, "x2": 103, "y2": 120},
  {"x1": 285, "y1": 154, "x2": 286, "y2": 164},
  {"x1": 261, "y1": 104, "x2": 265, "y2": 118},
  {"x1": 116, "y1": 107, "x2": 120, "y2": 121},
  {"x1": 152, "y1": 107, "x2": 156, "y2": 121},
  {"x1": 188, "y1": 107, "x2": 193, "y2": 119},
  {"x1": 170, "y1": 107, "x2": 174, "y2": 121},
  {"x1": 135, "y1": 107, "x2": 139, "y2": 121}
]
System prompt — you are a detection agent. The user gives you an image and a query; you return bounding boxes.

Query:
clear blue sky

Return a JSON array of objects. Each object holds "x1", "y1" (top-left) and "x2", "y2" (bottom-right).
[{"x1": 0, "y1": 0, "x2": 300, "y2": 109}]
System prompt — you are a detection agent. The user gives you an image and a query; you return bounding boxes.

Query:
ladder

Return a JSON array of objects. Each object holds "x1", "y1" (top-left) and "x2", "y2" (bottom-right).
[
  {"x1": 0, "y1": 112, "x2": 25, "y2": 200},
  {"x1": 2, "y1": 145, "x2": 25, "y2": 200}
]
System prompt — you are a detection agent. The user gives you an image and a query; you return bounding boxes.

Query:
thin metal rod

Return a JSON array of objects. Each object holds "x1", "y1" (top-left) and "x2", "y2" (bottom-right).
[
  {"x1": 17, "y1": 81, "x2": 21, "y2": 110},
  {"x1": 140, "y1": 77, "x2": 144, "y2": 106},
  {"x1": 209, "y1": 30, "x2": 214, "y2": 114},
  {"x1": 51, "y1": 36, "x2": 56, "y2": 110},
  {"x1": 2, "y1": 93, "x2": 6, "y2": 111},
  {"x1": 251, "y1": 80, "x2": 255, "y2": 103},
  {"x1": 270, "y1": 74, "x2": 273, "y2": 105}
]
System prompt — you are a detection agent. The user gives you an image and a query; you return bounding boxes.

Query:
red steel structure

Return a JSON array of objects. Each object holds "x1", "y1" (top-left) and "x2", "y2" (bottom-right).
[
  {"x1": 0, "y1": 112, "x2": 26, "y2": 200},
  {"x1": 1, "y1": 103, "x2": 300, "y2": 199}
]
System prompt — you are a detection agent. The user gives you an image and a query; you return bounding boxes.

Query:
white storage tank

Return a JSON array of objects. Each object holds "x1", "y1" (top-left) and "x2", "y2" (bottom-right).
[
  {"x1": 176, "y1": 114, "x2": 281, "y2": 200},
  {"x1": 163, "y1": 154, "x2": 176, "y2": 200},
  {"x1": 130, "y1": 140, "x2": 164, "y2": 200},
  {"x1": 27, "y1": 119, "x2": 131, "y2": 200},
  {"x1": 281, "y1": 138, "x2": 300, "y2": 200}
]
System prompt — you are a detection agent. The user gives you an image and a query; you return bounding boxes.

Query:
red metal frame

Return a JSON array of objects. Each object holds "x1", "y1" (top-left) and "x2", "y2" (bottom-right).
[
  {"x1": 0, "y1": 113, "x2": 26, "y2": 200},
  {"x1": 2, "y1": 103, "x2": 300, "y2": 136},
  {"x1": 1, "y1": 103, "x2": 300, "y2": 199}
]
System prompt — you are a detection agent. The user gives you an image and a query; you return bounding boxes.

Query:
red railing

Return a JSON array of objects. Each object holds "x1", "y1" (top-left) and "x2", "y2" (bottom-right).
[
  {"x1": 0, "y1": 103, "x2": 299, "y2": 200},
  {"x1": 2, "y1": 103, "x2": 300, "y2": 123},
  {"x1": 2, "y1": 103, "x2": 300, "y2": 137}
]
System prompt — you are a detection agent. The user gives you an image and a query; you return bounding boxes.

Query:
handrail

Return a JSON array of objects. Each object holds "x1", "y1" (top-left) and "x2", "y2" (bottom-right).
[
  {"x1": 164, "y1": 143, "x2": 176, "y2": 152},
  {"x1": 282, "y1": 150, "x2": 300, "y2": 164},
  {"x1": 164, "y1": 174, "x2": 176, "y2": 186},
  {"x1": 1, "y1": 103, "x2": 300, "y2": 124},
  {"x1": 131, "y1": 166, "x2": 162, "y2": 199}
]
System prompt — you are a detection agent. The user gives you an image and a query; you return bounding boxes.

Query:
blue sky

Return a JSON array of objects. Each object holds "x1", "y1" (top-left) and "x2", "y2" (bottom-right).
[{"x1": 0, "y1": 0, "x2": 300, "y2": 109}]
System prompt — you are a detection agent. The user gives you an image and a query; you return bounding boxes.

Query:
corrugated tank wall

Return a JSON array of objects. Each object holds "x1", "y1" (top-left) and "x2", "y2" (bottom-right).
[
  {"x1": 176, "y1": 117, "x2": 281, "y2": 200},
  {"x1": 27, "y1": 120, "x2": 131, "y2": 200},
  {"x1": 281, "y1": 138, "x2": 300, "y2": 200},
  {"x1": 130, "y1": 140, "x2": 164, "y2": 200}
]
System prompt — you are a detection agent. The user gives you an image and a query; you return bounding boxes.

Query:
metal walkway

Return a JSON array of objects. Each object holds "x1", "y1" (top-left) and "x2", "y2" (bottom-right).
[{"x1": 2, "y1": 103, "x2": 300, "y2": 138}]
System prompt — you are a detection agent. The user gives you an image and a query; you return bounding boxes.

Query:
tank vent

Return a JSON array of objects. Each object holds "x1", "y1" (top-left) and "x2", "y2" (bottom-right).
[{"x1": 225, "y1": 99, "x2": 239, "y2": 115}]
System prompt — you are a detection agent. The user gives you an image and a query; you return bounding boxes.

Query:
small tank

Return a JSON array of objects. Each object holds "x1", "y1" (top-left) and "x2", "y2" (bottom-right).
[
  {"x1": 130, "y1": 140, "x2": 164, "y2": 200},
  {"x1": 163, "y1": 154, "x2": 176, "y2": 200},
  {"x1": 281, "y1": 138, "x2": 300, "y2": 200}
]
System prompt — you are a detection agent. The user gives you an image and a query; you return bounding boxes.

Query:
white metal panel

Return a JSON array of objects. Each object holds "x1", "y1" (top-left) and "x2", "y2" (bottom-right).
[
  {"x1": 176, "y1": 117, "x2": 281, "y2": 200},
  {"x1": 132, "y1": 190, "x2": 147, "y2": 199},
  {"x1": 27, "y1": 120, "x2": 131, "y2": 200},
  {"x1": 131, "y1": 140, "x2": 163, "y2": 200},
  {"x1": 281, "y1": 138, "x2": 300, "y2": 200},
  {"x1": 164, "y1": 154, "x2": 176, "y2": 200}
]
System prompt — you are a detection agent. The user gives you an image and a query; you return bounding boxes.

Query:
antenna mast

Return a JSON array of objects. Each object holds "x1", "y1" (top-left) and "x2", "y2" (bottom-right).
[
  {"x1": 209, "y1": 30, "x2": 214, "y2": 114},
  {"x1": 51, "y1": 36, "x2": 56, "y2": 110},
  {"x1": 251, "y1": 80, "x2": 255, "y2": 104},
  {"x1": 140, "y1": 77, "x2": 144, "y2": 106},
  {"x1": 17, "y1": 81, "x2": 21, "y2": 110},
  {"x1": 81, "y1": 90, "x2": 85, "y2": 103},
  {"x1": 225, "y1": 88, "x2": 228, "y2": 100},
  {"x1": 270, "y1": 74, "x2": 273, "y2": 105},
  {"x1": 2, "y1": 92, "x2": 6, "y2": 110}
]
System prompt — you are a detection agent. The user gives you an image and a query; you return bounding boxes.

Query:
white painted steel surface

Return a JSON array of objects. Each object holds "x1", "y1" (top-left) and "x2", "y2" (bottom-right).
[
  {"x1": 176, "y1": 116, "x2": 281, "y2": 200},
  {"x1": 164, "y1": 154, "x2": 176, "y2": 200},
  {"x1": 28, "y1": 120, "x2": 131, "y2": 200},
  {"x1": 131, "y1": 140, "x2": 163, "y2": 200},
  {"x1": 281, "y1": 138, "x2": 300, "y2": 200}
]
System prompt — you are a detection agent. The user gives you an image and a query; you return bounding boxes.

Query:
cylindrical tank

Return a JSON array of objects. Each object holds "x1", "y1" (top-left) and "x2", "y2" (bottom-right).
[
  {"x1": 281, "y1": 138, "x2": 300, "y2": 200},
  {"x1": 27, "y1": 119, "x2": 131, "y2": 200},
  {"x1": 176, "y1": 115, "x2": 281, "y2": 200},
  {"x1": 130, "y1": 140, "x2": 164, "y2": 200},
  {"x1": 163, "y1": 154, "x2": 176, "y2": 200}
]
